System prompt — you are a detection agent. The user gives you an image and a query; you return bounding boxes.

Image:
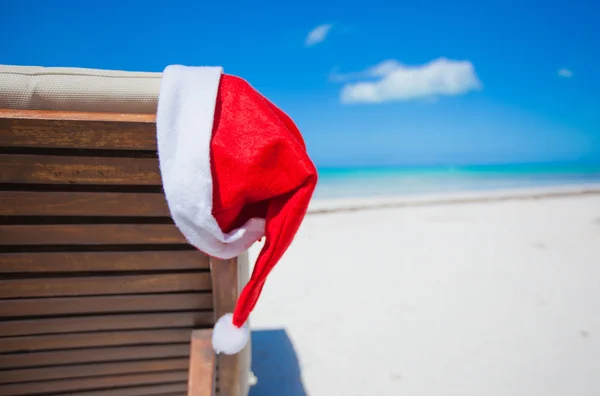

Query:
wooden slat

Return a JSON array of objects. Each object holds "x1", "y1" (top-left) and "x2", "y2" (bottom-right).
[
  {"x1": 0, "y1": 371, "x2": 188, "y2": 396},
  {"x1": 0, "y1": 358, "x2": 189, "y2": 385},
  {"x1": 152, "y1": 394, "x2": 186, "y2": 396},
  {"x1": 0, "y1": 329, "x2": 192, "y2": 353},
  {"x1": 55, "y1": 383, "x2": 187, "y2": 396},
  {"x1": 0, "y1": 191, "x2": 169, "y2": 217},
  {"x1": 0, "y1": 251, "x2": 208, "y2": 273},
  {"x1": 0, "y1": 312, "x2": 213, "y2": 337},
  {"x1": 0, "y1": 118, "x2": 156, "y2": 150},
  {"x1": 153, "y1": 394, "x2": 186, "y2": 396},
  {"x1": 0, "y1": 154, "x2": 161, "y2": 185},
  {"x1": 0, "y1": 293, "x2": 213, "y2": 317},
  {"x1": 0, "y1": 344, "x2": 190, "y2": 369},
  {"x1": 0, "y1": 109, "x2": 156, "y2": 123},
  {"x1": 0, "y1": 273, "x2": 211, "y2": 298},
  {"x1": 188, "y1": 329, "x2": 216, "y2": 396},
  {"x1": 155, "y1": 394, "x2": 186, "y2": 396},
  {"x1": 0, "y1": 224, "x2": 187, "y2": 245}
]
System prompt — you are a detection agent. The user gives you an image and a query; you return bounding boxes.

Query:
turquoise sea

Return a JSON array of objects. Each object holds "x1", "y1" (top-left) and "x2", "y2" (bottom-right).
[{"x1": 313, "y1": 163, "x2": 600, "y2": 200}]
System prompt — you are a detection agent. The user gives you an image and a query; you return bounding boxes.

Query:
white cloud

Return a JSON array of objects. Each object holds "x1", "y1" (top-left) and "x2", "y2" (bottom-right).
[
  {"x1": 558, "y1": 68, "x2": 573, "y2": 78},
  {"x1": 337, "y1": 57, "x2": 482, "y2": 104},
  {"x1": 305, "y1": 24, "x2": 333, "y2": 47},
  {"x1": 330, "y1": 60, "x2": 403, "y2": 82}
]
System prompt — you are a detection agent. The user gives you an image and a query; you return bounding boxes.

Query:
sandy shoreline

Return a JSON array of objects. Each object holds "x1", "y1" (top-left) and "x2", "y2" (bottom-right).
[
  {"x1": 249, "y1": 185, "x2": 600, "y2": 396},
  {"x1": 308, "y1": 183, "x2": 600, "y2": 214}
]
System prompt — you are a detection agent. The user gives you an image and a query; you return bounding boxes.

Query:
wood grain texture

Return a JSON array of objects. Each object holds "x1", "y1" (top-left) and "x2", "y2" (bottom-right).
[
  {"x1": 211, "y1": 253, "x2": 251, "y2": 396},
  {"x1": 211, "y1": 258, "x2": 239, "y2": 319},
  {"x1": 0, "y1": 311, "x2": 213, "y2": 337},
  {"x1": 0, "y1": 191, "x2": 169, "y2": 217},
  {"x1": 0, "y1": 293, "x2": 213, "y2": 317},
  {"x1": 0, "y1": 154, "x2": 161, "y2": 185},
  {"x1": 188, "y1": 329, "x2": 216, "y2": 396},
  {"x1": 0, "y1": 312, "x2": 210, "y2": 337},
  {"x1": 0, "y1": 329, "x2": 192, "y2": 353},
  {"x1": 0, "y1": 224, "x2": 187, "y2": 245},
  {"x1": 0, "y1": 344, "x2": 190, "y2": 369},
  {"x1": 155, "y1": 394, "x2": 186, "y2": 396},
  {"x1": 0, "y1": 109, "x2": 156, "y2": 123},
  {"x1": 153, "y1": 394, "x2": 186, "y2": 396},
  {"x1": 0, "y1": 371, "x2": 187, "y2": 396},
  {"x1": 57, "y1": 383, "x2": 187, "y2": 396},
  {"x1": 0, "y1": 273, "x2": 211, "y2": 298},
  {"x1": 0, "y1": 118, "x2": 156, "y2": 150},
  {"x1": 0, "y1": 358, "x2": 189, "y2": 385},
  {"x1": 0, "y1": 251, "x2": 208, "y2": 273},
  {"x1": 0, "y1": 107, "x2": 239, "y2": 395}
]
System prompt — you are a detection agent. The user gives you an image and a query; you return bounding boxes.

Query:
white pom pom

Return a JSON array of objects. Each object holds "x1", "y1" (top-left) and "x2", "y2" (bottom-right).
[{"x1": 212, "y1": 313, "x2": 249, "y2": 355}]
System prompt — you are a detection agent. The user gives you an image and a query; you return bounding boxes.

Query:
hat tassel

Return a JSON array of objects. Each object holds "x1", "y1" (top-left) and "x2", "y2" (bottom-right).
[{"x1": 212, "y1": 313, "x2": 250, "y2": 355}]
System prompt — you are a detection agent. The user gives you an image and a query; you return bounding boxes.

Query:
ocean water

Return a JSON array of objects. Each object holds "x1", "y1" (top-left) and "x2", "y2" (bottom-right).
[{"x1": 313, "y1": 164, "x2": 600, "y2": 200}]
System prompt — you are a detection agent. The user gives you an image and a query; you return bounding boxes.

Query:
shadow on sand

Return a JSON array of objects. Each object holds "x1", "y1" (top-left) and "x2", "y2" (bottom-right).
[{"x1": 249, "y1": 329, "x2": 307, "y2": 396}]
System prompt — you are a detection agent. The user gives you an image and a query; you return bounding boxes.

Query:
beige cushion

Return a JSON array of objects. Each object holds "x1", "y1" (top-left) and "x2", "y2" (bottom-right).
[{"x1": 0, "y1": 65, "x2": 162, "y2": 113}]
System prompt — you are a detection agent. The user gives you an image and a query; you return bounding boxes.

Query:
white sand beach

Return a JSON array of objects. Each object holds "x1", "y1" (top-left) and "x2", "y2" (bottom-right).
[{"x1": 248, "y1": 186, "x2": 600, "y2": 396}]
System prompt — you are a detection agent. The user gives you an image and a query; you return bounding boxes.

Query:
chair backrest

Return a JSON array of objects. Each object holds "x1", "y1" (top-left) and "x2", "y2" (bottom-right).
[
  {"x1": 0, "y1": 109, "x2": 217, "y2": 395},
  {"x1": 0, "y1": 82, "x2": 251, "y2": 396}
]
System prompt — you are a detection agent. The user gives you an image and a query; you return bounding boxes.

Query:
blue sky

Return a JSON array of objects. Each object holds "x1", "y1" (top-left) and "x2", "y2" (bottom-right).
[{"x1": 2, "y1": 0, "x2": 599, "y2": 167}]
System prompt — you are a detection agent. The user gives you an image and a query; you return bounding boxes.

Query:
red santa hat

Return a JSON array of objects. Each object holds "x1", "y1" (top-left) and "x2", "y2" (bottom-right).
[{"x1": 156, "y1": 65, "x2": 317, "y2": 355}]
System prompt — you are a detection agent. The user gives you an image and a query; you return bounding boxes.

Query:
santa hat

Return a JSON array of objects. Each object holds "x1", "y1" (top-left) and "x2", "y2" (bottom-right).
[{"x1": 156, "y1": 65, "x2": 317, "y2": 355}]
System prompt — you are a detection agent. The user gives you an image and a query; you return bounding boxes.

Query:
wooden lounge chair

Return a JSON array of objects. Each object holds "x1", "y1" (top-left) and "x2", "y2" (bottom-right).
[{"x1": 0, "y1": 65, "x2": 251, "y2": 396}]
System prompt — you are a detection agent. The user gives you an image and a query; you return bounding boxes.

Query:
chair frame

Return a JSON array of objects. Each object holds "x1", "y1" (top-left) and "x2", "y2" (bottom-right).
[{"x1": 0, "y1": 108, "x2": 251, "y2": 396}]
